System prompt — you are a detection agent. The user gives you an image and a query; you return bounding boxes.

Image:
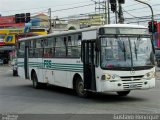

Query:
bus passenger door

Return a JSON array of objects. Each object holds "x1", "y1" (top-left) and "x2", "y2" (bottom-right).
[
  {"x1": 82, "y1": 40, "x2": 96, "y2": 91},
  {"x1": 24, "y1": 43, "x2": 29, "y2": 79}
]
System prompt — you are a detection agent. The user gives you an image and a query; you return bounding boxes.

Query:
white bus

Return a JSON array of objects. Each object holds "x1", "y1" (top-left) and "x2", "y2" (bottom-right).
[{"x1": 17, "y1": 24, "x2": 155, "y2": 97}]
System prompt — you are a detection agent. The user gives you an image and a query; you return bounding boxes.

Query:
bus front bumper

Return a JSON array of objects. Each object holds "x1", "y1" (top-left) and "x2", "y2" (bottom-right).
[{"x1": 99, "y1": 79, "x2": 155, "y2": 92}]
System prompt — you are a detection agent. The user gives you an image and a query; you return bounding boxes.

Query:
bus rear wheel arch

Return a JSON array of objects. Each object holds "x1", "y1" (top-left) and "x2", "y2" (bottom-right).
[{"x1": 31, "y1": 70, "x2": 41, "y2": 89}]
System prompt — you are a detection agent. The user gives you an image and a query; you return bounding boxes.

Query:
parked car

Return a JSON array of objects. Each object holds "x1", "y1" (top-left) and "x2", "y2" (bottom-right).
[
  {"x1": 11, "y1": 59, "x2": 18, "y2": 76},
  {"x1": 0, "y1": 59, "x2": 3, "y2": 65},
  {"x1": 155, "y1": 48, "x2": 160, "y2": 67}
]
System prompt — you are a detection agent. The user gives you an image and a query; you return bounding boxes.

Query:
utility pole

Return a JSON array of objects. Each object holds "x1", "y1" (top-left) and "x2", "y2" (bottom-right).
[
  {"x1": 110, "y1": 0, "x2": 125, "y2": 24},
  {"x1": 48, "y1": 8, "x2": 52, "y2": 34},
  {"x1": 104, "y1": 1, "x2": 107, "y2": 24},
  {"x1": 107, "y1": 0, "x2": 110, "y2": 24},
  {"x1": 118, "y1": 2, "x2": 124, "y2": 23},
  {"x1": 134, "y1": 0, "x2": 155, "y2": 53},
  {"x1": 134, "y1": 0, "x2": 154, "y2": 32},
  {"x1": 91, "y1": 0, "x2": 110, "y2": 24}
]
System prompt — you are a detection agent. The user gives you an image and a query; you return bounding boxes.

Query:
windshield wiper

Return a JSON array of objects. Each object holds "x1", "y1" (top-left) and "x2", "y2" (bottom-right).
[
  {"x1": 123, "y1": 41, "x2": 126, "y2": 61},
  {"x1": 134, "y1": 41, "x2": 138, "y2": 60}
]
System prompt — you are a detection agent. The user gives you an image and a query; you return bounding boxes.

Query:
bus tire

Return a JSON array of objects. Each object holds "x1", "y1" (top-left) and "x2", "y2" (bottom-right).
[
  {"x1": 157, "y1": 60, "x2": 160, "y2": 67},
  {"x1": 75, "y1": 78, "x2": 88, "y2": 97},
  {"x1": 32, "y1": 72, "x2": 40, "y2": 89},
  {"x1": 117, "y1": 91, "x2": 130, "y2": 96},
  {"x1": 13, "y1": 70, "x2": 18, "y2": 76}
]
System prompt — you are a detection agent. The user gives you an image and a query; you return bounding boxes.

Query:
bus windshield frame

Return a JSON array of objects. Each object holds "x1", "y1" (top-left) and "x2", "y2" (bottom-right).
[
  {"x1": 99, "y1": 27, "x2": 149, "y2": 35},
  {"x1": 100, "y1": 34, "x2": 154, "y2": 71}
]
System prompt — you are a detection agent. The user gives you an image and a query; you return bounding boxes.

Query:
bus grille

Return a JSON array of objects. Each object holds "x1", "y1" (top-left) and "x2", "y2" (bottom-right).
[
  {"x1": 120, "y1": 76, "x2": 144, "y2": 90},
  {"x1": 120, "y1": 75, "x2": 144, "y2": 81}
]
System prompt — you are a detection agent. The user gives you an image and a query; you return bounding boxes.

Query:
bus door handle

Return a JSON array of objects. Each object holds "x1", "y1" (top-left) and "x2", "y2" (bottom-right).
[{"x1": 76, "y1": 60, "x2": 80, "y2": 63}]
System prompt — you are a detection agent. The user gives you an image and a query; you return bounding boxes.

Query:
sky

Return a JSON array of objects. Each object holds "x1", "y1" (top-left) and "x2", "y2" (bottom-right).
[{"x1": 0, "y1": 0, "x2": 160, "y2": 23}]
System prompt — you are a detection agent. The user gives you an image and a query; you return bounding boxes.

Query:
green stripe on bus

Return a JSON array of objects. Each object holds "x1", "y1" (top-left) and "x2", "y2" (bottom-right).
[{"x1": 17, "y1": 62, "x2": 83, "y2": 72}]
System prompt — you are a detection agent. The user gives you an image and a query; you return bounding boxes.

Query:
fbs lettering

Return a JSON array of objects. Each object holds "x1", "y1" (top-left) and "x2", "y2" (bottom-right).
[{"x1": 44, "y1": 60, "x2": 51, "y2": 68}]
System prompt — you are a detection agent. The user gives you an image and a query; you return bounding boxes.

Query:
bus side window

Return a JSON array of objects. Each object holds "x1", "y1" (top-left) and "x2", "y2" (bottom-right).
[
  {"x1": 67, "y1": 36, "x2": 72, "y2": 57},
  {"x1": 44, "y1": 38, "x2": 48, "y2": 47},
  {"x1": 43, "y1": 38, "x2": 48, "y2": 58},
  {"x1": 17, "y1": 43, "x2": 20, "y2": 58},
  {"x1": 38, "y1": 48, "x2": 43, "y2": 58},
  {"x1": 49, "y1": 48, "x2": 53, "y2": 57},
  {"x1": 78, "y1": 35, "x2": 81, "y2": 40},
  {"x1": 54, "y1": 37, "x2": 66, "y2": 57},
  {"x1": 71, "y1": 34, "x2": 81, "y2": 58},
  {"x1": 43, "y1": 48, "x2": 53, "y2": 58},
  {"x1": 53, "y1": 37, "x2": 56, "y2": 57},
  {"x1": 28, "y1": 41, "x2": 32, "y2": 58},
  {"x1": 18, "y1": 42, "x2": 25, "y2": 58},
  {"x1": 64, "y1": 37, "x2": 68, "y2": 56},
  {"x1": 33, "y1": 40, "x2": 36, "y2": 48},
  {"x1": 41, "y1": 39, "x2": 44, "y2": 48},
  {"x1": 48, "y1": 37, "x2": 53, "y2": 48},
  {"x1": 54, "y1": 37, "x2": 60, "y2": 57}
]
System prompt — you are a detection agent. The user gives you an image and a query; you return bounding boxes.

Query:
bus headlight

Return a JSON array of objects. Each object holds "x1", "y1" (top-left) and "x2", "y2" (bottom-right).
[
  {"x1": 101, "y1": 74, "x2": 111, "y2": 80},
  {"x1": 143, "y1": 71, "x2": 155, "y2": 80},
  {"x1": 101, "y1": 74, "x2": 120, "y2": 81}
]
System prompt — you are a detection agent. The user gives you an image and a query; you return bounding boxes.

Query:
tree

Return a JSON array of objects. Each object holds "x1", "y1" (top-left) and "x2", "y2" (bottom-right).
[{"x1": 68, "y1": 26, "x2": 76, "y2": 30}]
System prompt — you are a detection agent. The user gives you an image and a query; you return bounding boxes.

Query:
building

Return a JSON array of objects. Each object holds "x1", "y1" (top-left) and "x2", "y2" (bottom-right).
[
  {"x1": 0, "y1": 15, "x2": 47, "y2": 64},
  {"x1": 52, "y1": 13, "x2": 105, "y2": 31},
  {"x1": 32, "y1": 13, "x2": 49, "y2": 29}
]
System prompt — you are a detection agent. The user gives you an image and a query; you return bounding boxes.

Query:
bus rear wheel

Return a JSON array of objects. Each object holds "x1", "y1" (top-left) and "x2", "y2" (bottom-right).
[
  {"x1": 117, "y1": 91, "x2": 130, "y2": 96},
  {"x1": 32, "y1": 72, "x2": 40, "y2": 89},
  {"x1": 75, "y1": 78, "x2": 88, "y2": 97}
]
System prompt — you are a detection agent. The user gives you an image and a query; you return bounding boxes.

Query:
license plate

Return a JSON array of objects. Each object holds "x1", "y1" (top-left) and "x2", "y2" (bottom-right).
[{"x1": 129, "y1": 84, "x2": 137, "y2": 89}]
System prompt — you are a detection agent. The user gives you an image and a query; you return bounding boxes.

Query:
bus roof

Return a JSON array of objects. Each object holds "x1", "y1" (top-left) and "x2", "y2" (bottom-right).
[
  {"x1": 18, "y1": 24, "x2": 147, "y2": 42},
  {"x1": 18, "y1": 26, "x2": 99, "y2": 42}
]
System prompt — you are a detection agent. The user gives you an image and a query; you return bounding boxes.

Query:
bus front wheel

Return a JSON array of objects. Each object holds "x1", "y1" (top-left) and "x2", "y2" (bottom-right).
[
  {"x1": 75, "y1": 78, "x2": 88, "y2": 97},
  {"x1": 117, "y1": 91, "x2": 130, "y2": 96}
]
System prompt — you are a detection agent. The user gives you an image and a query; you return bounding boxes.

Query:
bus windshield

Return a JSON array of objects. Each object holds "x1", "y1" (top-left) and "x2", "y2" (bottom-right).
[{"x1": 101, "y1": 35, "x2": 154, "y2": 70}]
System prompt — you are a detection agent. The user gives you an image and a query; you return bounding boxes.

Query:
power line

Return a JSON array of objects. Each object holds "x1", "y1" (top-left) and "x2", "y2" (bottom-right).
[
  {"x1": 51, "y1": 4, "x2": 94, "y2": 12},
  {"x1": 0, "y1": 1, "x2": 92, "y2": 13},
  {"x1": 125, "y1": 14, "x2": 160, "y2": 19},
  {"x1": 122, "y1": 8, "x2": 137, "y2": 18},
  {"x1": 1, "y1": 4, "x2": 94, "y2": 18},
  {"x1": 125, "y1": 4, "x2": 160, "y2": 12},
  {"x1": 54, "y1": 10, "x2": 106, "y2": 20},
  {"x1": 124, "y1": 14, "x2": 160, "y2": 24},
  {"x1": 0, "y1": 3, "x2": 95, "y2": 21},
  {"x1": 125, "y1": 18, "x2": 160, "y2": 24},
  {"x1": 123, "y1": 3, "x2": 140, "y2": 8}
]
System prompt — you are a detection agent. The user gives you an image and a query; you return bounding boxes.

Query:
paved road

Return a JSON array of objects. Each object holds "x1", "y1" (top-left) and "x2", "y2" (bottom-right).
[{"x1": 0, "y1": 66, "x2": 160, "y2": 119}]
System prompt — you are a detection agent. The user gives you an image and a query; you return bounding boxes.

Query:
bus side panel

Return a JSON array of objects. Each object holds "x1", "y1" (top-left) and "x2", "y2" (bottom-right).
[
  {"x1": 66, "y1": 59, "x2": 83, "y2": 88},
  {"x1": 43, "y1": 58, "x2": 54, "y2": 84},
  {"x1": 94, "y1": 67, "x2": 103, "y2": 92},
  {"x1": 28, "y1": 58, "x2": 44, "y2": 83},
  {"x1": 52, "y1": 59, "x2": 68, "y2": 88},
  {"x1": 46, "y1": 59, "x2": 83, "y2": 88},
  {"x1": 17, "y1": 58, "x2": 25, "y2": 79},
  {"x1": 37, "y1": 58, "x2": 44, "y2": 83}
]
